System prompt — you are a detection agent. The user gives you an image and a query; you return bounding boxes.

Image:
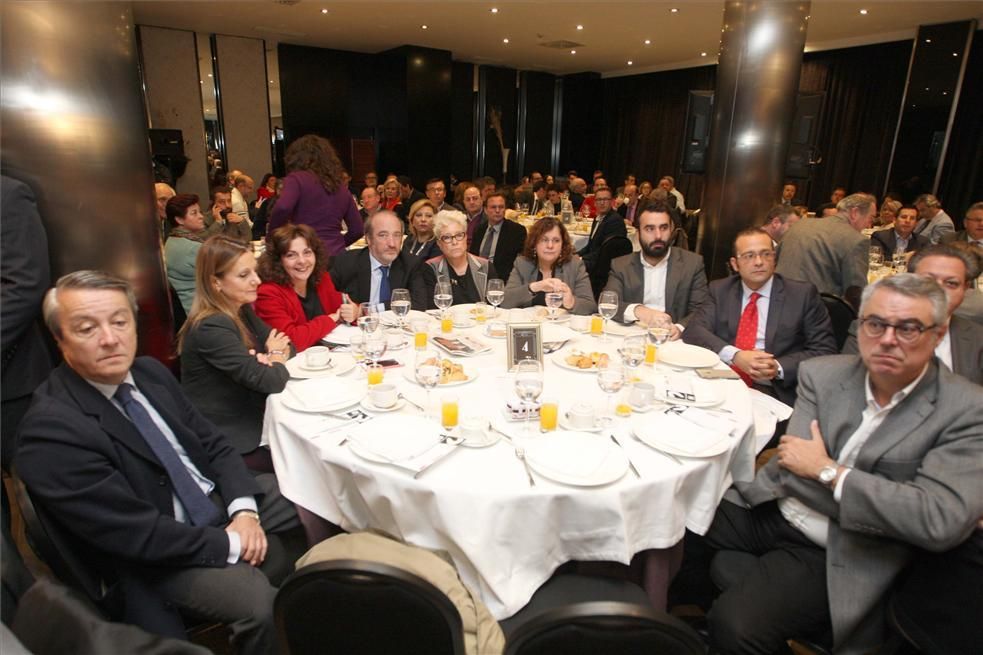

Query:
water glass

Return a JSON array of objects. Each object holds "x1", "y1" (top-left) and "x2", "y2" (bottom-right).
[
  {"x1": 486, "y1": 279, "x2": 505, "y2": 316},
  {"x1": 597, "y1": 290, "x2": 618, "y2": 341},
  {"x1": 414, "y1": 349, "x2": 443, "y2": 420},
  {"x1": 514, "y1": 359, "x2": 544, "y2": 436}
]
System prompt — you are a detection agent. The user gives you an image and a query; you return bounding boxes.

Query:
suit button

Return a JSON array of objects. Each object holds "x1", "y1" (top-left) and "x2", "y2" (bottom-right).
[{"x1": 158, "y1": 476, "x2": 167, "y2": 486}]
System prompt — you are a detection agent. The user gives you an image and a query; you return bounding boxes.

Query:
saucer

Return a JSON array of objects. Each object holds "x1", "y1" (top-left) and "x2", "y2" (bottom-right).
[
  {"x1": 459, "y1": 431, "x2": 501, "y2": 448},
  {"x1": 298, "y1": 360, "x2": 332, "y2": 371},
  {"x1": 359, "y1": 398, "x2": 406, "y2": 413},
  {"x1": 558, "y1": 412, "x2": 605, "y2": 433}
]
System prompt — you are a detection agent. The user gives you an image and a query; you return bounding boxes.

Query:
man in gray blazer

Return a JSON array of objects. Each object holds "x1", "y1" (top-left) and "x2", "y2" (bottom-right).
[
  {"x1": 939, "y1": 200, "x2": 983, "y2": 247},
  {"x1": 694, "y1": 274, "x2": 983, "y2": 654},
  {"x1": 913, "y1": 193, "x2": 955, "y2": 244},
  {"x1": 684, "y1": 229, "x2": 837, "y2": 406},
  {"x1": 603, "y1": 200, "x2": 708, "y2": 337},
  {"x1": 775, "y1": 193, "x2": 875, "y2": 302}
]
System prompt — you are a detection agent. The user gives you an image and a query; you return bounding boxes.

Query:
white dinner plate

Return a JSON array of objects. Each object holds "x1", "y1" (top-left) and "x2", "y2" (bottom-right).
[
  {"x1": 401, "y1": 368, "x2": 479, "y2": 387},
  {"x1": 286, "y1": 354, "x2": 357, "y2": 379},
  {"x1": 523, "y1": 431, "x2": 629, "y2": 486},
  {"x1": 380, "y1": 309, "x2": 429, "y2": 327},
  {"x1": 279, "y1": 377, "x2": 365, "y2": 413},
  {"x1": 655, "y1": 374, "x2": 724, "y2": 408},
  {"x1": 321, "y1": 323, "x2": 362, "y2": 346},
  {"x1": 359, "y1": 398, "x2": 407, "y2": 414},
  {"x1": 630, "y1": 413, "x2": 731, "y2": 458},
  {"x1": 346, "y1": 416, "x2": 442, "y2": 464},
  {"x1": 656, "y1": 343, "x2": 721, "y2": 368}
]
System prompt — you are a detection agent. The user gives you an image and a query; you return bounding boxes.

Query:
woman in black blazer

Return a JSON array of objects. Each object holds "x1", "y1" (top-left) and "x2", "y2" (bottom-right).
[{"x1": 178, "y1": 236, "x2": 292, "y2": 472}]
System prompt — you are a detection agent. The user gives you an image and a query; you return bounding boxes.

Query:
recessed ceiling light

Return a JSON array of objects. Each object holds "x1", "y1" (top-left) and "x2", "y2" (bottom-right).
[
  {"x1": 207, "y1": 73, "x2": 212, "y2": 77},
  {"x1": 925, "y1": 38, "x2": 932, "y2": 43},
  {"x1": 503, "y1": 38, "x2": 509, "y2": 43},
  {"x1": 570, "y1": 49, "x2": 576, "y2": 54},
  {"x1": 701, "y1": 52, "x2": 707, "y2": 57},
  {"x1": 269, "y1": 80, "x2": 274, "y2": 84},
  {"x1": 670, "y1": 8, "x2": 679, "y2": 13},
  {"x1": 320, "y1": 8, "x2": 328, "y2": 14},
  {"x1": 576, "y1": 25, "x2": 584, "y2": 31},
  {"x1": 859, "y1": 8, "x2": 868, "y2": 15},
  {"x1": 627, "y1": 60, "x2": 633, "y2": 65},
  {"x1": 644, "y1": 39, "x2": 651, "y2": 45},
  {"x1": 199, "y1": 80, "x2": 203, "y2": 84},
  {"x1": 942, "y1": 91, "x2": 948, "y2": 95},
  {"x1": 953, "y1": 52, "x2": 959, "y2": 56},
  {"x1": 421, "y1": 24, "x2": 428, "y2": 30},
  {"x1": 490, "y1": 7, "x2": 498, "y2": 13},
  {"x1": 925, "y1": 87, "x2": 930, "y2": 91}
]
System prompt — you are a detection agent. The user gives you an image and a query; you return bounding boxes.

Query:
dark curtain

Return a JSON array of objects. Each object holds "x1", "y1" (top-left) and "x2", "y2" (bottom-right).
[
  {"x1": 598, "y1": 65, "x2": 716, "y2": 208},
  {"x1": 798, "y1": 41, "x2": 913, "y2": 208},
  {"x1": 937, "y1": 29, "x2": 983, "y2": 223}
]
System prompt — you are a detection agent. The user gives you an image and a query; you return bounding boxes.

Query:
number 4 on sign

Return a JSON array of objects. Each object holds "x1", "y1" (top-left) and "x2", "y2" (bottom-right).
[{"x1": 521, "y1": 341, "x2": 529, "y2": 353}]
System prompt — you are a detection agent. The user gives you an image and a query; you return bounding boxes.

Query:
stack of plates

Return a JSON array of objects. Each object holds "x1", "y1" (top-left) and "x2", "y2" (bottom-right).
[{"x1": 279, "y1": 377, "x2": 365, "y2": 413}]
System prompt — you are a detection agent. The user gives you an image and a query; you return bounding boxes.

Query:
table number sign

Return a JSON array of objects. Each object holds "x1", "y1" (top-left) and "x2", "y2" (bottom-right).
[{"x1": 506, "y1": 322, "x2": 542, "y2": 368}]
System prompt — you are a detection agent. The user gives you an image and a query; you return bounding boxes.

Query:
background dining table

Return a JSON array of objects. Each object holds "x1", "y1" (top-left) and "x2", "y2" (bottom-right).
[{"x1": 263, "y1": 310, "x2": 781, "y2": 619}]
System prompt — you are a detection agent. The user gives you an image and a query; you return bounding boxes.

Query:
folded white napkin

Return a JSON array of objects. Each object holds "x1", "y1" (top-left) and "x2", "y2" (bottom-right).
[
  {"x1": 323, "y1": 323, "x2": 361, "y2": 345},
  {"x1": 525, "y1": 434, "x2": 613, "y2": 479},
  {"x1": 634, "y1": 413, "x2": 728, "y2": 455}
]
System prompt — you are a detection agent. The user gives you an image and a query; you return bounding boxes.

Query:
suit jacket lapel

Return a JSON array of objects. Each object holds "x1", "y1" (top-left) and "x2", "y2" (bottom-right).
[
  {"x1": 764, "y1": 275, "x2": 785, "y2": 349},
  {"x1": 826, "y1": 363, "x2": 868, "y2": 457},
  {"x1": 357, "y1": 249, "x2": 372, "y2": 303},
  {"x1": 469, "y1": 255, "x2": 489, "y2": 300},
  {"x1": 630, "y1": 255, "x2": 645, "y2": 304},
  {"x1": 855, "y1": 366, "x2": 938, "y2": 469},
  {"x1": 723, "y1": 278, "x2": 744, "y2": 342},
  {"x1": 664, "y1": 249, "x2": 682, "y2": 315}
]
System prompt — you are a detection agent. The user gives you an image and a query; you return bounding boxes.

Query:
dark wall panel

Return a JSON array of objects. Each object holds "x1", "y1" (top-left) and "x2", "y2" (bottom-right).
[
  {"x1": 937, "y1": 29, "x2": 983, "y2": 221},
  {"x1": 482, "y1": 66, "x2": 519, "y2": 184},
  {"x1": 451, "y1": 61, "x2": 475, "y2": 183},
  {"x1": 393, "y1": 46, "x2": 453, "y2": 187},
  {"x1": 559, "y1": 73, "x2": 604, "y2": 179},
  {"x1": 522, "y1": 71, "x2": 557, "y2": 179}
]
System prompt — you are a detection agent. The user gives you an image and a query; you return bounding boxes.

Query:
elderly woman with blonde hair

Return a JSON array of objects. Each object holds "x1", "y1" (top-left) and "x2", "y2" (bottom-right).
[{"x1": 421, "y1": 209, "x2": 498, "y2": 307}]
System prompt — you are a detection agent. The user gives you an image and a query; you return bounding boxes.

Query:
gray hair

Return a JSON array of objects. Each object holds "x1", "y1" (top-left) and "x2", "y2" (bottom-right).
[
  {"x1": 836, "y1": 192, "x2": 876, "y2": 214},
  {"x1": 859, "y1": 273, "x2": 948, "y2": 327},
  {"x1": 432, "y1": 209, "x2": 467, "y2": 238},
  {"x1": 908, "y1": 243, "x2": 980, "y2": 282},
  {"x1": 966, "y1": 201, "x2": 983, "y2": 217},
  {"x1": 43, "y1": 270, "x2": 138, "y2": 340},
  {"x1": 915, "y1": 193, "x2": 941, "y2": 209},
  {"x1": 765, "y1": 205, "x2": 798, "y2": 224},
  {"x1": 363, "y1": 210, "x2": 402, "y2": 238}
]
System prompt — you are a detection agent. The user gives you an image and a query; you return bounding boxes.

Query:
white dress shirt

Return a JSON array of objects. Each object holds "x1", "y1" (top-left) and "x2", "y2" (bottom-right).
[
  {"x1": 935, "y1": 326, "x2": 953, "y2": 372},
  {"x1": 778, "y1": 365, "x2": 928, "y2": 548},
  {"x1": 624, "y1": 250, "x2": 670, "y2": 323},
  {"x1": 718, "y1": 277, "x2": 783, "y2": 380},
  {"x1": 88, "y1": 373, "x2": 257, "y2": 563}
]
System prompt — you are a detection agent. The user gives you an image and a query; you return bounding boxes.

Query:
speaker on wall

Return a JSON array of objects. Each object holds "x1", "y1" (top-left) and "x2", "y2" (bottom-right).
[{"x1": 681, "y1": 91, "x2": 713, "y2": 174}]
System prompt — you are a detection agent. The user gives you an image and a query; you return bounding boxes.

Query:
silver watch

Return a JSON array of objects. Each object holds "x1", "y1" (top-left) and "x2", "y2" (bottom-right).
[{"x1": 818, "y1": 464, "x2": 839, "y2": 487}]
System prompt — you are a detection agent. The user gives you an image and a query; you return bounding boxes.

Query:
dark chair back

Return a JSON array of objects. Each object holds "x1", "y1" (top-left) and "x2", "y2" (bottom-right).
[
  {"x1": 274, "y1": 559, "x2": 466, "y2": 655},
  {"x1": 505, "y1": 601, "x2": 704, "y2": 655},
  {"x1": 669, "y1": 226, "x2": 690, "y2": 251},
  {"x1": 820, "y1": 293, "x2": 857, "y2": 351},
  {"x1": 168, "y1": 284, "x2": 186, "y2": 335},
  {"x1": 590, "y1": 235, "x2": 633, "y2": 299}
]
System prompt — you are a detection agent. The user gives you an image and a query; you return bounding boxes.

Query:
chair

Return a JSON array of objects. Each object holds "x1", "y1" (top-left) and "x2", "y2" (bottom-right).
[
  {"x1": 168, "y1": 284, "x2": 187, "y2": 335},
  {"x1": 589, "y1": 235, "x2": 633, "y2": 299},
  {"x1": 820, "y1": 292, "x2": 856, "y2": 351},
  {"x1": 669, "y1": 226, "x2": 690, "y2": 251},
  {"x1": 504, "y1": 600, "x2": 704, "y2": 655},
  {"x1": 274, "y1": 559, "x2": 466, "y2": 655}
]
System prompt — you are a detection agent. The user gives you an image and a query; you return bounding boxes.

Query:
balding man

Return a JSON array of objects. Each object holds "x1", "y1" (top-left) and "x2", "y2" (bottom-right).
[
  {"x1": 618, "y1": 184, "x2": 641, "y2": 227},
  {"x1": 940, "y1": 201, "x2": 983, "y2": 247},
  {"x1": 461, "y1": 185, "x2": 487, "y2": 243},
  {"x1": 760, "y1": 205, "x2": 801, "y2": 247},
  {"x1": 154, "y1": 183, "x2": 175, "y2": 242},
  {"x1": 359, "y1": 186, "x2": 384, "y2": 222},
  {"x1": 913, "y1": 194, "x2": 955, "y2": 244},
  {"x1": 659, "y1": 176, "x2": 686, "y2": 212},
  {"x1": 776, "y1": 193, "x2": 875, "y2": 300},
  {"x1": 230, "y1": 174, "x2": 254, "y2": 226},
  {"x1": 568, "y1": 178, "x2": 587, "y2": 211}
]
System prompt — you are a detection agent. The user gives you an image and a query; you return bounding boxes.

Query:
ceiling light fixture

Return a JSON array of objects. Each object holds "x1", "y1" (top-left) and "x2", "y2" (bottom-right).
[
  {"x1": 490, "y1": 7, "x2": 498, "y2": 13},
  {"x1": 421, "y1": 24, "x2": 428, "y2": 30},
  {"x1": 644, "y1": 39, "x2": 651, "y2": 45},
  {"x1": 952, "y1": 52, "x2": 959, "y2": 56},
  {"x1": 925, "y1": 38, "x2": 932, "y2": 43},
  {"x1": 321, "y1": 8, "x2": 328, "y2": 14},
  {"x1": 576, "y1": 24, "x2": 584, "y2": 30},
  {"x1": 671, "y1": 8, "x2": 678, "y2": 13},
  {"x1": 627, "y1": 60, "x2": 633, "y2": 65},
  {"x1": 570, "y1": 49, "x2": 576, "y2": 54},
  {"x1": 503, "y1": 38, "x2": 509, "y2": 43},
  {"x1": 701, "y1": 52, "x2": 707, "y2": 57},
  {"x1": 859, "y1": 8, "x2": 868, "y2": 15}
]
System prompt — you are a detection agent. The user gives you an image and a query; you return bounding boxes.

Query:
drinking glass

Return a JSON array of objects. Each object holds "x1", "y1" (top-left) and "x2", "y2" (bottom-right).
[
  {"x1": 597, "y1": 290, "x2": 619, "y2": 342},
  {"x1": 486, "y1": 279, "x2": 505, "y2": 317},
  {"x1": 434, "y1": 280, "x2": 453, "y2": 319},
  {"x1": 539, "y1": 396, "x2": 558, "y2": 432},
  {"x1": 545, "y1": 291, "x2": 564, "y2": 321},
  {"x1": 441, "y1": 394, "x2": 459, "y2": 430},
  {"x1": 411, "y1": 318, "x2": 429, "y2": 350},
  {"x1": 364, "y1": 332, "x2": 388, "y2": 370},
  {"x1": 596, "y1": 359, "x2": 626, "y2": 424},
  {"x1": 349, "y1": 331, "x2": 367, "y2": 373},
  {"x1": 414, "y1": 349, "x2": 443, "y2": 420},
  {"x1": 892, "y1": 251, "x2": 907, "y2": 274},
  {"x1": 618, "y1": 334, "x2": 646, "y2": 388},
  {"x1": 513, "y1": 359, "x2": 544, "y2": 437},
  {"x1": 390, "y1": 288, "x2": 411, "y2": 329},
  {"x1": 868, "y1": 245, "x2": 884, "y2": 268},
  {"x1": 646, "y1": 315, "x2": 672, "y2": 364},
  {"x1": 357, "y1": 302, "x2": 380, "y2": 335}
]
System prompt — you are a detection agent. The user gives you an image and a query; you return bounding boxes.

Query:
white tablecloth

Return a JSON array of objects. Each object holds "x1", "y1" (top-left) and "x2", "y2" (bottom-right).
[{"x1": 264, "y1": 317, "x2": 760, "y2": 619}]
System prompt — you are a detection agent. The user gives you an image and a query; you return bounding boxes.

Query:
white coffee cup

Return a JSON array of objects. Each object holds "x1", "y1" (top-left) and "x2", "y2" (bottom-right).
[
  {"x1": 570, "y1": 315, "x2": 589, "y2": 332},
  {"x1": 368, "y1": 383, "x2": 398, "y2": 408},
  {"x1": 305, "y1": 346, "x2": 330, "y2": 368},
  {"x1": 630, "y1": 382, "x2": 655, "y2": 407},
  {"x1": 461, "y1": 417, "x2": 490, "y2": 444},
  {"x1": 567, "y1": 403, "x2": 596, "y2": 430}
]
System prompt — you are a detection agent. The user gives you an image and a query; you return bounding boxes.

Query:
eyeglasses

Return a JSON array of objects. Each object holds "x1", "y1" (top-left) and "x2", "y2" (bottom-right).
[
  {"x1": 735, "y1": 250, "x2": 777, "y2": 262},
  {"x1": 439, "y1": 232, "x2": 467, "y2": 244},
  {"x1": 859, "y1": 317, "x2": 937, "y2": 343}
]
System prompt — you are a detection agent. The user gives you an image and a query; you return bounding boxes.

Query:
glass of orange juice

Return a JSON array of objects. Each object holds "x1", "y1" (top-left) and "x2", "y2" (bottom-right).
[
  {"x1": 441, "y1": 394, "x2": 459, "y2": 429},
  {"x1": 539, "y1": 397, "x2": 558, "y2": 432},
  {"x1": 590, "y1": 313, "x2": 604, "y2": 337},
  {"x1": 441, "y1": 312, "x2": 453, "y2": 334},
  {"x1": 366, "y1": 364, "x2": 384, "y2": 386},
  {"x1": 411, "y1": 318, "x2": 429, "y2": 350},
  {"x1": 644, "y1": 342, "x2": 657, "y2": 365},
  {"x1": 473, "y1": 301, "x2": 488, "y2": 324}
]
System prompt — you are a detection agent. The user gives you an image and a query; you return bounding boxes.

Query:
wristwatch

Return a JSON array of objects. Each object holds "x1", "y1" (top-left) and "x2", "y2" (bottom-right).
[
  {"x1": 818, "y1": 463, "x2": 839, "y2": 488},
  {"x1": 233, "y1": 510, "x2": 261, "y2": 525}
]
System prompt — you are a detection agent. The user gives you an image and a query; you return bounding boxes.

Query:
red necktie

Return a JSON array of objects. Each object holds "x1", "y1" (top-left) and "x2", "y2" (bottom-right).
[{"x1": 732, "y1": 292, "x2": 760, "y2": 387}]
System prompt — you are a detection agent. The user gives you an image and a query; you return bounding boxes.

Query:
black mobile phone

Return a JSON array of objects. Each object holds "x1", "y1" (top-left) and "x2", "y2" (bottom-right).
[{"x1": 375, "y1": 359, "x2": 402, "y2": 369}]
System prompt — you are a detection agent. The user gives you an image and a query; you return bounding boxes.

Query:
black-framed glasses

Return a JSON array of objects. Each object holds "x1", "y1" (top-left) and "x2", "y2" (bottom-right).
[
  {"x1": 439, "y1": 232, "x2": 467, "y2": 244},
  {"x1": 859, "y1": 317, "x2": 937, "y2": 343}
]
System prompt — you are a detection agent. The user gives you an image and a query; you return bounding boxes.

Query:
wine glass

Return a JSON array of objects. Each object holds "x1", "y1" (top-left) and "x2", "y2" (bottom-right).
[
  {"x1": 390, "y1": 288, "x2": 411, "y2": 330},
  {"x1": 647, "y1": 314, "x2": 672, "y2": 345},
  {"x1": 596, "y1": 359, "x2": 626, "y2": 424},
  {"x1": 486, "y1": 279, "x2": 505, "y2": 317},
  {"x1": 513, "y1": 359, "x2": 544, "y2": 437},
  {"x1": 357, "y1": 302, "x2": 380, "y2": 335},
  {"x1": 618, "y1": 334, "x2": 646, "y2": 391},
  {"x1": 414, "y1": 348, "x2": 443, "y2": 420},
  {"x1": 349, "y1": 331, "x2": 367, "y2": 374},
  {"x1": 434, "y1": 281, "x2": 453, "y2": 322},
  {"x1": 545, "y1": 291, "x2": 564, "y2": 321},
  {"x1": 597, "y1": 290, "x2": 619, "y2": 342},
  {"x1": 364, "y1": 332, "x2": 388, "y2": 369}
]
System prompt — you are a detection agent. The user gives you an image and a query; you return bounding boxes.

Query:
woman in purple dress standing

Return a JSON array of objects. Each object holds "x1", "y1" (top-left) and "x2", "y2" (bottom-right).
[{"x1": 269, "y1": 134, "x2": 363, "y2": 255}]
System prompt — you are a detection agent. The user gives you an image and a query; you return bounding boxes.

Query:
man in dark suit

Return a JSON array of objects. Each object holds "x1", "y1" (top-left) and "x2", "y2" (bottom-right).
[
  {"x1": 398, "y1": 175, "x2": 426, "y2": 209},
  {"x1": 617, "y1": 184, "x2": 641, "y2": 227},
  {"x1": 578, "y1": 187, "x2": 627, "y2": 272},
  {"x1": 940, "y1": 200, "x2": 983, "y2": 247},
  {"x1": 15, "y1": 271, "x2": 300, "y2": 653},
  {"x1": 529, "y1": 180, "x2": 550, "y2": 216},
  {"x1": 871, "y1": 205, "x2": 927, "y2": 255},
  {"x1": 682, "y1": 274, "x2": 983, "y2": 654},
  {"x1": 329, "y1": 211, "x2": 429, "y2": 310},
  {"x1": 460, "y1": 184, "x2": 487, "y2": 243},
  {"x1": 603, "y1": 199, "x2": 708, "y2": 337},
  {"x1": 684, "y1": 228, "x2": 837, "y2": 406},
  {"x1": 469, "y1": 192, "x2": 526, "y2": 282}
]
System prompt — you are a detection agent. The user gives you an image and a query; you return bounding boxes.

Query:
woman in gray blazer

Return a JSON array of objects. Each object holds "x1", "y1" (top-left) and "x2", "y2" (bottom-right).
[
  {"x1": 502, "y1": 216, "x2": 596, "y2": 315},
  {"x1": 421, "y1": 209, "x2": 497, "y2": 307},
  {"x1": 178, "y1": 236, "x2": 293, "y2": 472}
]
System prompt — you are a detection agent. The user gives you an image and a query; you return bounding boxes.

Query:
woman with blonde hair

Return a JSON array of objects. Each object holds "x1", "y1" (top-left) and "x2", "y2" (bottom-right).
[
  {"x1": 268, "y1": 134, "x2": 363, "y2": 255},
  {"x1": 178, "y1": 236, "x2": 292, "y2": 472},
  {"x1": 401, "y1": 198, "x2": 441, "y2": 261}
]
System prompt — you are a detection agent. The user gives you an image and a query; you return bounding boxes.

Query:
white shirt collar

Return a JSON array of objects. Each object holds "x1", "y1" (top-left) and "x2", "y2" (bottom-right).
[
  {"x1": 368, "y1": 252, "x2": 385, "y2": 272},
  {"x1": 742, "y1": 275, "x2": 773, "y2": 301},
  {"x1": 640, "y1": 247, "x2": 671, "y2": 270},
  {"x1": 864, "y1": 363, "x2": 929, "y2": 412},
  {"x1": 87, "y1": 372, "x2": 136, "y2": 401}
]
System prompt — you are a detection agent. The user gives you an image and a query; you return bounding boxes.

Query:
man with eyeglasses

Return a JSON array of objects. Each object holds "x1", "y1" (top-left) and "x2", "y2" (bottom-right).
[
  {"x1": 684, "y1": 228, "x2": 836, "y2": 406},
  {"x1": 329, "y1": 210, "x2": 428, "y2": 311},
  {"x1": 841, "y1": 244, "x2": 982, "y2": 384},
  {"x1": 680, "y1": 273, "x2": 983, "y2": 654},
  {"x1": 941, "y1": 200, "x2": 983, "y2": 247},
  {"x1": 469, "y1": 192, "x2": 526, "y2": 282},
  {"x1": 577, "y1": 186, "x2": 626, "y2": 272},
  {"x1": 425, "y1": 177, "x2": 450, "y2": 213}
]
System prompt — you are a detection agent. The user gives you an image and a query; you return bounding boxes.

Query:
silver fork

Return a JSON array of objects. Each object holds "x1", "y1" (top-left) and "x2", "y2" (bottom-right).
[
  {"x1": 630, "y1": 430, "x2": 683, "y2": 465},
  {"x1": 398, "y1": 393, "x2": 425, "y2": 412},
  {"x1": 610, "y1": 434, "x2": 641, "y2": 478},
  {"x1": 490, "y1": 425, "x2": 536, "y2": 486}
]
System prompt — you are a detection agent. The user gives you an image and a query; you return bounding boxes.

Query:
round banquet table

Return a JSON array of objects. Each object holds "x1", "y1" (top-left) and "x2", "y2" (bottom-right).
[{"x1": 263, "y1": 312, "x2": 762, "y2": 620}]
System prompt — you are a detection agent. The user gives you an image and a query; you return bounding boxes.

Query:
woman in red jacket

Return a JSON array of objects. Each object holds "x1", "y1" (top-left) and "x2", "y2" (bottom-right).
[{"x1": 255, "y1": 223, "x2": 357, "y2": 351}]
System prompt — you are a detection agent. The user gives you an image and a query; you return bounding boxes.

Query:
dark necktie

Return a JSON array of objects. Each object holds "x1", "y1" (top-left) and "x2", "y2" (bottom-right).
[
  {"x1": 732, "y1": 292, "x2": 761, "y2": 387},
  {"x1": 114, "y1": 383, "x2": 221, "y2": 527},
  {"x1": 480, "y1": 225, "x2": 497, "y2": 258},
  {"x1": 379, "y1": 265, "x2": 391, "y2": 306}
]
